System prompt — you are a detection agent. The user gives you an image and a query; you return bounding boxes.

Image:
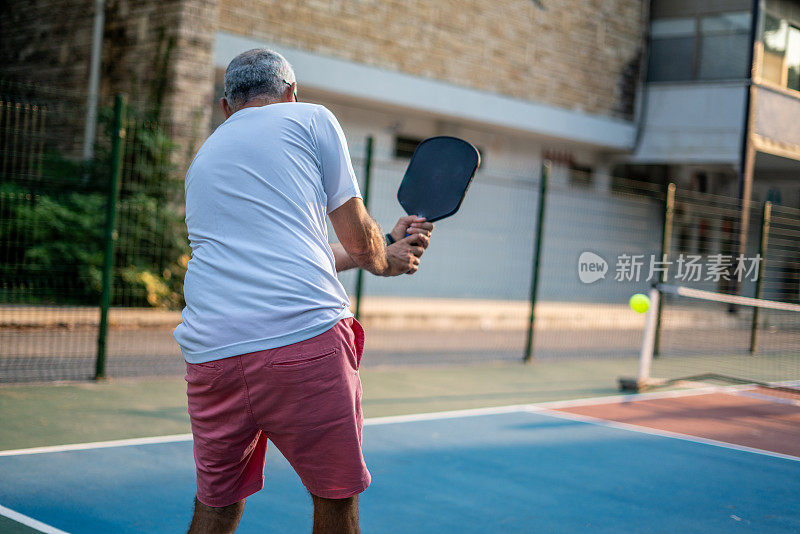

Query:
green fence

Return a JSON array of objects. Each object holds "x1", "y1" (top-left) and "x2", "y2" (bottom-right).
[
  {"x1": 1, "y1": 83, "x2": 188, "y2": 381},
  {"x1": 1, "y1": 82, "x2": 798, "y2": 383}
]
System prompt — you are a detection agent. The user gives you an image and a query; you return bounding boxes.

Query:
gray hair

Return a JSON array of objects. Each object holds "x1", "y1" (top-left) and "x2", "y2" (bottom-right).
[{"x1": 224, "y1": 48, "x2": 296, "y2": 109}]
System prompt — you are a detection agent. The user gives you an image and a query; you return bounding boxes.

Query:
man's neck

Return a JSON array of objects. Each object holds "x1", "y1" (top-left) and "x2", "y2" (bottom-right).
[{"x1": 236, "y1": 96, "x2": 284, "y2": 112}]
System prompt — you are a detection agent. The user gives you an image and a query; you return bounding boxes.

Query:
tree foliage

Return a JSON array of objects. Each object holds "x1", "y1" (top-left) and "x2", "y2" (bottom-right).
[{"x1": 0, "y1": 105, "x2": 189, "y2": 308}]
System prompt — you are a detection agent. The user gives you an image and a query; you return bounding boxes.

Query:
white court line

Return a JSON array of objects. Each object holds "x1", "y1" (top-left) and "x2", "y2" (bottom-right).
[
  {"x1": 0, "y1": 504, "x2": 69, "y2": 534},
  {"x1": 736, "y1": 390, "x2": 800, "y2": 407},
  {"x1": 364, "y1": 386, "x2": 742, "y2": 426},
  {"x1": 518, "y1": 384, "x2": 748, "y2": 409},
  {"x1": 529, "y1": 407, "x2": 800, "y2": 463},
  {"x1": 1, "y1": 385, "x2": 797, "y2": 532},
  {"x1": 0, "y1": 383, "x2": 760, "y2": 457},
  {"x1": 364, "y1": 404, "x2": 531, "y2": 426},
  {"x1": 0, "y1": 433, "x2": 192, "y2": 457}
]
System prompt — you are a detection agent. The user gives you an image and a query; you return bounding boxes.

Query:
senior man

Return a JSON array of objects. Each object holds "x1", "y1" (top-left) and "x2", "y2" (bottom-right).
[{"x1": 174, "y1": 48, "x2": 433, "y2": 533}]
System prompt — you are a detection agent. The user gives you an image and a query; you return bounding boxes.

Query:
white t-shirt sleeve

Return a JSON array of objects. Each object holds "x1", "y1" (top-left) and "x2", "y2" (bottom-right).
[{"x1": 311, "y1": 106, "x2": 362, "y2": 213}]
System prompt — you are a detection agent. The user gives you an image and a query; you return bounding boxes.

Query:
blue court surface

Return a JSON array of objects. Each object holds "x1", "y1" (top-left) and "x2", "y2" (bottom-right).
[{"x1": 1, "y1": 407, "x2": 799, "y2": 533}]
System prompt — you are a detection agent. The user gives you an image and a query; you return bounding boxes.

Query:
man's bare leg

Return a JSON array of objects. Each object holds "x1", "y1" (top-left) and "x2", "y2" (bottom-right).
[
  {"x1": 311, "y1": 494, "x2": 359, "y2": 534},
  {"x1": 188, "y1": 497, "x2": 245, "y2": 534}
]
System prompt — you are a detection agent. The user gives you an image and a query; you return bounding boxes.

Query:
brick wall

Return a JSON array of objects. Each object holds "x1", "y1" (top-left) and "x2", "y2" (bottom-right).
[
  {"x1": 163, "y1": 0, "x2": 219, "y2": 165},
  {"x1": 216, "y1": 0, "x2": 645, "y2": 120},
  {"x1": 103, "y1": 0, "x2": 219, "y2": 164},
  {"x1": 1, "y1": 0, "x2": 645, "y2": 166},
  {"x1": 0, "y1": 0, "x2": 97, "y2": 155},
  {"x1": 0, "y1": 0, "x2": 94, "y2": 92},
  {"x1": 0, "y1": 0, "x2": 217, "y2": 165}
]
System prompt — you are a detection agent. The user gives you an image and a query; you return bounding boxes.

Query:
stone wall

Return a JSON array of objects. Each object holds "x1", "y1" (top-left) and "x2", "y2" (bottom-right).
[
  {"x1": 216, "y1": 0, "x2": 645, "y2": 120},
  {"x1": 2, "y1": 0, "x2": 646, "y2": 164},
  {"x1": 0, "y1": 0, "x2": 218, "y2": 165},
  {"x1": 89, "y1": 0, "x2": 218, "y2": 166},
  {"x1": 0, "y1": 0, "x2": 94, "y2": 93},
  {"x1": 0, "y1": 0, "x2": 98, "y2": 155}
]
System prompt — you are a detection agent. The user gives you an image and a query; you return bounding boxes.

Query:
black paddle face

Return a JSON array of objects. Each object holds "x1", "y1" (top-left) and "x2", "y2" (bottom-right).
[{"x1": 397, "y1": 136, "x2": 480, "y2": 222}]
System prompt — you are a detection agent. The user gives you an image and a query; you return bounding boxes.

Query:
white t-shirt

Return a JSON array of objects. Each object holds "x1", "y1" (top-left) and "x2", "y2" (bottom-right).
[{"x1": 173, "y1": 103, "x2": 361, "y2": 363}]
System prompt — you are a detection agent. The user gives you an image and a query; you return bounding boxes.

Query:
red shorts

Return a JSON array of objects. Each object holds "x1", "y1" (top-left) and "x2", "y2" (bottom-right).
[{"x1": 185, "y1": 318, "x2": 370, "y2": 507}]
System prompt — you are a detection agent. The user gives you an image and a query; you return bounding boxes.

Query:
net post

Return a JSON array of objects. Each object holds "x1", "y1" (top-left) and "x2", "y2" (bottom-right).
[
  {"x1": 653, "y1": 182, "x2": 676, "y2": 357},
  {"x1": 749, "y1": 201, "x2": 771, "y2": 354},
  {"x1": 353, "y1": 135, "x2": 373, "y2": 322},
  {"x1": 524, "y1": 160, "x2": 550, "y2": 363},
  {"x1": 637, "y1": 285, "x2": 661, "y2": 388},
  {"x1": 95, "y1": 94, "x2": 126, "y2": 381},
  {"x1": 619, "y1": 285, "x2": 661, "y2": 392}
]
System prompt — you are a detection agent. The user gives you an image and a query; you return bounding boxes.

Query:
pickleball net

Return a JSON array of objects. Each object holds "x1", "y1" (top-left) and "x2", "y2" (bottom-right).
[{"x1": 620, "y1": 283, "x2": 800, "y2": 397}]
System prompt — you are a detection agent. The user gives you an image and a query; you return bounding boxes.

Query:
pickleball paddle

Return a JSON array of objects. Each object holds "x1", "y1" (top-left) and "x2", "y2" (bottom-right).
[{"x1": 397, "y1": 136, "x2": 480, "y2": 223}]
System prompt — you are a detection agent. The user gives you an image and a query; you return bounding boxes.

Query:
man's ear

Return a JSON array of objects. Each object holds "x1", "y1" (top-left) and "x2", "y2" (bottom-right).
[
  {"x1": 285, "y1": 82, "x2": 297, "y2": 103},
  {"x1": 220, "y1": 97, "x2": 234, "y2": 119}
]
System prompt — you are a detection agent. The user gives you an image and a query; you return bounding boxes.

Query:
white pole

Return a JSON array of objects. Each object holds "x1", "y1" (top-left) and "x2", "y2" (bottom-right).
[
  {"x1": 636, "y1": 286, "x2": 661, "y2": 387},
  {"x1": 82, "y1": 0, "x2": 105, "y2": 161}
]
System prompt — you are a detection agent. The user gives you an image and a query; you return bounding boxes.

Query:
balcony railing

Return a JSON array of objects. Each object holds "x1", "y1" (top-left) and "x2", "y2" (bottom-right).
[{"x1": 753, "y1": 84, "x2": 800, "y2": 150}]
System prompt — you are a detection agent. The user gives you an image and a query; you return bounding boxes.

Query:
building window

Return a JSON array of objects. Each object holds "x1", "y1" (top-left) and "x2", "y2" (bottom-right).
[
  {"x1": 648, "y1": 12, "x2": 752, "y2": 82},
  {"x1": 544, "y1": 149, "x2": 592, "y2": 187},
  {"x1": 787, "y1": 26, "x2": 800, "y2": 91},
  {"x1": 762, "y1": 14, "x2": 788, "y2": 84},
  {"x1": 760, "y1": 13, "x2": 800, "y2": 92},
  {"x1": 568, "y1": 164, "x2": 593, "y2": 188},
  {"x1": 394, "y1": 136, "x2": 423, "y2": 159},
  {"x1": 648, "y1": 18, "x2": 696, "y2": 82},
  {"x1": 394, "y1": 136, "x2": 484, "y2": 164},
  {"x1": 697, "y1": 13, "x2": 751, "y2": 80}
]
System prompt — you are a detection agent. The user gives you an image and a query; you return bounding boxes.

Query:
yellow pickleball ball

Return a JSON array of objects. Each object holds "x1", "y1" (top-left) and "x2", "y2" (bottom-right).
[{"x1": 629, "y1": 293, "x2": 650, "y2": 314}]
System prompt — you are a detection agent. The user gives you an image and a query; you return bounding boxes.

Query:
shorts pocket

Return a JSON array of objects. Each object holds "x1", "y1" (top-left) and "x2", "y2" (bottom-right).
[
  {"x1": 191, "y1": 360, "x2": 223, "y2": 373},
  {"x1": 185, "y1": 360, "x2": 224, "y2": 386},
  {"x1": 266, "y1": 348, "x2": 338, "y2": 370}
]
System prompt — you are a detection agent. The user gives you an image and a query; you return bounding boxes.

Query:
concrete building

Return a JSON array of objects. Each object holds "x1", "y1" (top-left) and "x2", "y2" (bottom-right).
[
  {"x1": 1, "y1": 0, "x2": 645, "y2": 180},
  {"x1": 625, "y1": 0, "x2": 800, "y2": 209},
  {"x1": 2, "y1": 0, "x2": 797, "y2": 302}
]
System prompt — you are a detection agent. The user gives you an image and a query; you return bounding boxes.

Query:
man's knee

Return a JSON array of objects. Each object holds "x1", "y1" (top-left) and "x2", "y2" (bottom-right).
[
  {"x1": 311, "y1": 493, "x2": 360, "y2": 533},
  {"x1": 188, "y1": 497, "x2": 246, "y2": 534},
  {"x1": 311, "y1": 493, "x2": 358, "y2": 508}
]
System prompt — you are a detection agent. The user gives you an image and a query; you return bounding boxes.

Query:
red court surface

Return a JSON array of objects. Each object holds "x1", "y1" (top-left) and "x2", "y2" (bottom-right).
[{"x1": 552, "y1": 387, "x2": 800, "y2": 458}]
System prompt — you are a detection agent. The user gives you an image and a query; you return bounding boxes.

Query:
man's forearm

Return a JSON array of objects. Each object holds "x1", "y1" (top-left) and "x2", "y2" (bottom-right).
[
  {"x1": 330, "y1": 242, "x2": 358, "y2": 272},
  {"x1": 346, "y1": 218, "x2": 391, "y2": 276},
  {"x1": 329, "y1": 226, "x2": 390, "y2": 275},
  {"x1": 328, "y1": 197, "x2": 393, "y2": 276}
]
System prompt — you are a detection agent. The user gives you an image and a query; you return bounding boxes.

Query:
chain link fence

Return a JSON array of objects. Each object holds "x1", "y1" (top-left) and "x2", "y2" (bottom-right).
[
  {"x1": 1, "y1": 83, "x2": 798, "y2": 383},
  {"x1": 1, "y1": 82, "x2": 187, "y2": 381}
]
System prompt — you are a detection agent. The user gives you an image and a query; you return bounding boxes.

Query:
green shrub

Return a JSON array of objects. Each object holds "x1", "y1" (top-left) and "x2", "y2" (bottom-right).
[{"x1": 0, "y1": 104, "x2": 190, "y2": 308}]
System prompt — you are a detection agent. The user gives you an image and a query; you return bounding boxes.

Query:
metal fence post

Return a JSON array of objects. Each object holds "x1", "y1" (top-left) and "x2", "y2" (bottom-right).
[
  {"x1": 524, "y1": 161, "x2": 550, "y2": 363},
  {"x1": 749, "y1": 201, "x2": 771, "y2": 354},
  {"x1": 652, "y1": 182, "x2": 676, "y2": 357},
  {"x1": 353, "y1": 136, "x2": 374, "y2": 321},
  {"x1": 95, "y1": 94, "x2": 126, "y2": 380}
]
